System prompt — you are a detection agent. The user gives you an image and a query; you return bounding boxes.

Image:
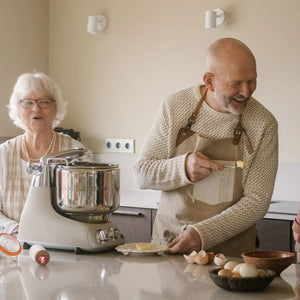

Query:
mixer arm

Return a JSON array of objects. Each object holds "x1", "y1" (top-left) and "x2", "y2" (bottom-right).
[
  {"x1": 31, "y1": 148, "x2": 93, "y2": 187},
  {"x1": 40, "y1": 148, "x2": 93, "y2": 164}
]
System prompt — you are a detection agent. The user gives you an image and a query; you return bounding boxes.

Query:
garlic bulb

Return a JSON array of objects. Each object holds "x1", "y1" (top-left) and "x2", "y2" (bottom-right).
[
  {"x1": 213, "y1": 253, "x2": 227, "y2": 266},
  {"x1": 183, "y1": 250, "x2": 198, "y2": 264}
]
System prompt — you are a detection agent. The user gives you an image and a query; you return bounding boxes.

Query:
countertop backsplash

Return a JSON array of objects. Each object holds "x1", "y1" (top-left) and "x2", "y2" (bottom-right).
[
  {"x1": 94, "y1": 153, "x2": 138, "y2": 190},
  {"x1": 272, "y1": 163, "x2": 300, "y2": 202},
  {"x1": 94, "y1": 153, "x2": 160, "y2": 209}
]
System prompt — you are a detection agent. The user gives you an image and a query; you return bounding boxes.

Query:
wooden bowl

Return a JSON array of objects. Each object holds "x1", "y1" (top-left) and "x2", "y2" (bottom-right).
[
  {"x1": 241, "y1": 251, "x2": 295, "y2": 276},
  {"x1": 209, "y1": 268, "x2": 276, "y2": 292}
]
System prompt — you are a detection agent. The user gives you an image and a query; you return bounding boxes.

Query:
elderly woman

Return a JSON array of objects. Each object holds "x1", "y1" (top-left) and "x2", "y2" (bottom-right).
[{"x1": 0, "y1": 72, "x2": 92, "y2": 234}]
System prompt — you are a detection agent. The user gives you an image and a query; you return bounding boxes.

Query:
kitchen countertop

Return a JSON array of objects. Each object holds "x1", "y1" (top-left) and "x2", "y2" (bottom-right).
[
  {"x1": 1, "y1": 249, "x2": 299, "y2": 299},
  {"x1": 264, "y1": 201, "x2": 298, "y2": 221}
]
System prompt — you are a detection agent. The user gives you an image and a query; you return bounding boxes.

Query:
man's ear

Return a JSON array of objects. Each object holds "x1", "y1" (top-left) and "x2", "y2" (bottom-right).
[{"x1": 203, "y1": 72, "x2": 215, "y2": 92}]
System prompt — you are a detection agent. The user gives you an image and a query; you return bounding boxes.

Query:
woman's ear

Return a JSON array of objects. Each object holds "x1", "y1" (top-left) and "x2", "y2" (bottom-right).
[{"x1": 203, "y1": 72, "x2": 215, "y2": 92}]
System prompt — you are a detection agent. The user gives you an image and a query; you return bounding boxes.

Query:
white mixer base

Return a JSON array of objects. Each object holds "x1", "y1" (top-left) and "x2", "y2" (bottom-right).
[{"x1": 19, "y1": 187, "x2": 125, "y2": 253}]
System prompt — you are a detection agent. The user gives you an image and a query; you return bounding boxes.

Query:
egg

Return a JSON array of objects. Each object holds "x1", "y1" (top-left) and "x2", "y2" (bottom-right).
[
  {"x1": 239, "y1": 263, "x2": 259, "y2": 278},
  {"x1": 218, "y1": 268, "x2": 232, "y2": 277},
  {"x1": 224, "y1": 261, "x2": 240, "y2": 271},
  {"x1": 232, "y1": 272, "x2": 242, "y2": 278},
  {"x1": 232, "y1": 263, "x2": 245, "y2": 273},
  {"x1": 258, "y1": 269, "x2": 267, "y2": 277}
]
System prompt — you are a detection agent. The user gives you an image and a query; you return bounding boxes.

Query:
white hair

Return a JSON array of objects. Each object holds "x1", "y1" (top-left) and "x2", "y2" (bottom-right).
[{"x1": 8, "y1": 72, "x2": 67, "y2": 130}]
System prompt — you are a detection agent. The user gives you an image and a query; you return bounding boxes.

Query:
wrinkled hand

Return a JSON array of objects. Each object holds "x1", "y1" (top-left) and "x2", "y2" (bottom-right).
[
  {"x1": 167, "y1": 227, "x2": 202, "y2": 254},
  {"x1": 185, "y1": 152, "x2": 224, "y2": 182}
]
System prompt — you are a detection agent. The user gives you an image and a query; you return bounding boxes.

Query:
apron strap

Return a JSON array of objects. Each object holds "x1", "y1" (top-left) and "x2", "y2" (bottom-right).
[
  {"x1": 233, "y1": 115, "x2": 243, "y2": 145},
  {"x1": 176, "y1": 87, "x2": 253, "y2": 154},
  {"x1": 233, "y1": 115, "x2": 253, "y2": 154},
  {"x1": 176, "y1": 88, "x2": 207, "y2": 146},
  {"x1": 183, "y1": 88, "x2": 207, "y2": 133}
]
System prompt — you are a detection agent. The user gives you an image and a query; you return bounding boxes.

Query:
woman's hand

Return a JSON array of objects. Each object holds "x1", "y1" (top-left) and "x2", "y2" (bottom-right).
[
  {"x1": 185, "y1": 152, "x2": 224, "y2": 182},
  {"x1": 167, "y1": 227, "x2": 202, "y2": 254}
]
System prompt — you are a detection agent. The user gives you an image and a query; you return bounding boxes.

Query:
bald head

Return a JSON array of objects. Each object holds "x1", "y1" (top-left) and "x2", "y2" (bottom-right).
[
  {"x1": 205, "y1": 38, "x2": 256, "y2": 74},
  {"x1": 203, "y1": 38, "x2": 257, "y2": 114}
]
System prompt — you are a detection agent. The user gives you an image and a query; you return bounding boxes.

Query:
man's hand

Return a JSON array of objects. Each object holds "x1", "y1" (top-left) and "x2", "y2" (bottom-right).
[
  {"x1": 167, "y1": 227, "x2": 202, "y2": 254},
  {"x1": 185, "y1": 152, "x2": 224, "y2": 182}
]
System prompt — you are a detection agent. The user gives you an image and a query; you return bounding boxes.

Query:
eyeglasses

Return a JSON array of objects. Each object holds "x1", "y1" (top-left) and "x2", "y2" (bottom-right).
[{"x1": 19, "y1": 98, "x2": 55, "y2": 109}]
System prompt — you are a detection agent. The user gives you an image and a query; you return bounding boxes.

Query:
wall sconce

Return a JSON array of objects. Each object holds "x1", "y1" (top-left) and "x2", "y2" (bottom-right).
[
  {"x1": 205, "y1": 8, "x2": 225, "y2": 29},
  {"x1": 87, "y1": 15, "x2": 107, "y2": 34}
]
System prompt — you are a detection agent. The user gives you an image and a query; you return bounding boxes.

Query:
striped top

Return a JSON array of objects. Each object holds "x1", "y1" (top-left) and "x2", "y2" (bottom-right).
[{"x1": 0, "y1": 133, "x2": 90, "y2": 233}]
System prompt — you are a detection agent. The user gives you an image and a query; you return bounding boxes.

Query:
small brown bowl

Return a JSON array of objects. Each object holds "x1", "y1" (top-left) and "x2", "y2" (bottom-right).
[
  {"x1": 209, "y1": 268, "x2": 276, "y2": 292},
  {"x1": 241, "y1": 251, "x2": 295, "y2": 276}
]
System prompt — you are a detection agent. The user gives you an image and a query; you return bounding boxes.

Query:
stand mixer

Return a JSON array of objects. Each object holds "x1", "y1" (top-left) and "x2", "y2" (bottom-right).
[{"x1": 18, "y1": 149, "x2": 125, "y2": 254}]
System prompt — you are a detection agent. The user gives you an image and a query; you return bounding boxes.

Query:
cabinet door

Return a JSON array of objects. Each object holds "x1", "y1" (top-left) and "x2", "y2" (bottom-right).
[
  {"x1": 151, "y1": 209, "x2": 157, "y2": 234},
  {"x1": 256, "y1": 218, "x2": 293, "y2": 252},
  {"x1": 111, "y1": 207, "x2": 152, "y2": 243}
]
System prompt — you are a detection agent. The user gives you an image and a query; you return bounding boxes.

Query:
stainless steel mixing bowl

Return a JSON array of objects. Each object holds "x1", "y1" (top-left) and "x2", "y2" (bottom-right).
[{"x1": 52, "y1": 162, "x2": 120, "y2": 223}]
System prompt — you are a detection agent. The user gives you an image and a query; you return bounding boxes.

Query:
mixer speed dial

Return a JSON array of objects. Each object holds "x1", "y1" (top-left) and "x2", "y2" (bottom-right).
[
  {"x1": 96, "y1": 230, "x2": 108, "y2": 243},
  {"x1": 96, "y1": 227, "x2": 121, "y2": 243},
  {"x1": 108, "y1": 227, "x2": 120, "y2": 241}
]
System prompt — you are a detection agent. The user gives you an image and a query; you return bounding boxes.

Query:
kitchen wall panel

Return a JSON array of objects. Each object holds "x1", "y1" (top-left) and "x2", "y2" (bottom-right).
[
  {"x1": 0, "y1": 0, "x2": 299, "y2": 165},
  {"x1": 0, "y1": 0, "x2": 49, "y2": 137},
  {"x1": 48, "y1": 0, "x2": 300, "y2": 163}
]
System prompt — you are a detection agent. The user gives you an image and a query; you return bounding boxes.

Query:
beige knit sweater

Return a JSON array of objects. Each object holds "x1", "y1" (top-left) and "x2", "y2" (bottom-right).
[{"x1": 134, "y1": 85, "x2": 278, "y2": 250}]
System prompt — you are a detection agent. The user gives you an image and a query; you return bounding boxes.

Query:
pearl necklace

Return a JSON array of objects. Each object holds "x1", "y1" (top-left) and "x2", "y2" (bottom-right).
[{"x1": 22, "y1": 132, "x2": 56, "y2": 163}]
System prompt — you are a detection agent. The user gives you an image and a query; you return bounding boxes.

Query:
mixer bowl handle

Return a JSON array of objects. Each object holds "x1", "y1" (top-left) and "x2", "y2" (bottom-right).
[{"x1": 31, "y1": 148, "x2": 93, "y2": 187}]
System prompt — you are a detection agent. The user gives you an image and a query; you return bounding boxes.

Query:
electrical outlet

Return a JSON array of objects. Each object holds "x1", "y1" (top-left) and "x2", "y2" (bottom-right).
[
  {"x1": 104, "y1": 138, "x2": 135, "y2": 153},
  {"x1": 122, "y1": 139, "x2": 135, "y2": 153}
]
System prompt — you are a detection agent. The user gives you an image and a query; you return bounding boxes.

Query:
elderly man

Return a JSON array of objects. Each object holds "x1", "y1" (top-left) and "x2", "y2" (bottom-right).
[{"x1": 134, "y1": 38, "x2": 278, "y2": 256}]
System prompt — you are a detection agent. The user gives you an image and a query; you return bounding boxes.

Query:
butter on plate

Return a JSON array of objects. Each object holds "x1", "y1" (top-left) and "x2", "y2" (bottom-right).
[
  {"x1": 115, "y1": 243, "x2": 167, "y2": 255},
  {"x1": 135, "y1": 243, "x2": 151, "y2": 251}
]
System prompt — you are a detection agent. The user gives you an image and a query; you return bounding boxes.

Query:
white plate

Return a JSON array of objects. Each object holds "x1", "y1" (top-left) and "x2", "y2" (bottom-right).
[{"x1": 115, "y1": 243, "x2": 167, "y2": 256}]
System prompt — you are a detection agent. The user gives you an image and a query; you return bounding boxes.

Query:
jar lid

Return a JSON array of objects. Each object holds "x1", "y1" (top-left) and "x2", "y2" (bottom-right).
[{"x1": 0, "y1": 233, "x2": 22, "y2": 256}]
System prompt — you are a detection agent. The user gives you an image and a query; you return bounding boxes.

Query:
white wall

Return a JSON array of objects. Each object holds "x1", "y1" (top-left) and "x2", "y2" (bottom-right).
[
  {"x1": 0, "y1": 0, "x2": 49, "y2": 137},
  {"x1": 46, "y1": 0, "x2": 300, "y2": 164},
  {"x1": 0, "y1": 0, "x2": 299, "y2": 165}
]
